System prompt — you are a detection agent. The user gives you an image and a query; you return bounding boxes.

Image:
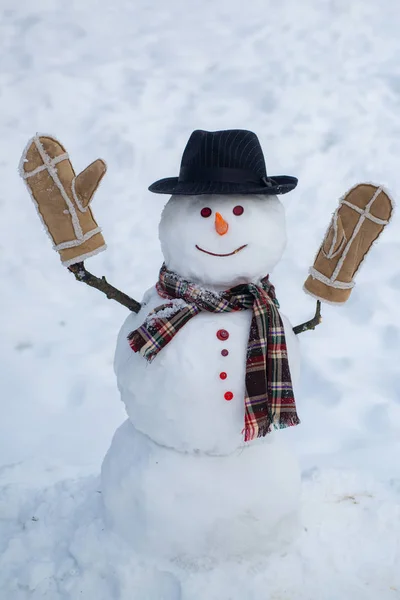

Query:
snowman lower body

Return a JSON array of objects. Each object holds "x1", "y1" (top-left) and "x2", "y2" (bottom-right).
[{"x1": 101, "y1": 419, "x2": 301, "y2": 563}]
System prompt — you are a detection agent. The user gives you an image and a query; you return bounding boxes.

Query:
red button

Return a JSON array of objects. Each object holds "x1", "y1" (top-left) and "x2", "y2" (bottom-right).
[
  {"x1": 217, "y1": 329, "x2": 229, "y2": 341},
  {"x1": 221, "y1": 349, "x2": 229, "y2": 357},
  {"x1": 220, "y1": 372, "x2": 227, "y2": 380},
  {"x1": 224, "y1": 391, "x2": 234, "y2": 401}
]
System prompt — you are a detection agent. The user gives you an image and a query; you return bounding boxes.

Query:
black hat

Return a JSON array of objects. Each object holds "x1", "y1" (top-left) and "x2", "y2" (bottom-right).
[{"x1": 148, "y1": 129, "x2": 297, "y2": 196}]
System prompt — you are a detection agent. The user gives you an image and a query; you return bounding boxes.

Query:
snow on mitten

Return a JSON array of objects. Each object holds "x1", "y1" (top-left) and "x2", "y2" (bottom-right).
[
  {"x1": 304, "y1": 183, "x2": 393, "y2": 303},
  {"x1": 19, "y1": 134, "x2": 107, "y2": 267}
]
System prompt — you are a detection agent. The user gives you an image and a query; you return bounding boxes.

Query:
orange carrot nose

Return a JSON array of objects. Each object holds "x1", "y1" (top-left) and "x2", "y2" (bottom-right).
[{"x1": 215, "y1": 212, "x2": 229, "y2": 236}]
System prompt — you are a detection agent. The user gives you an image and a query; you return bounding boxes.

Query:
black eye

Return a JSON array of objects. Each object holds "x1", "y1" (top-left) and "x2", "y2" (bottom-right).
[
  {"x1": 233, "y1": 205, "x2": 244, "y2": 216},
  {"x1": 201, "y1": 207, "x2": 212, "y2": 218}
]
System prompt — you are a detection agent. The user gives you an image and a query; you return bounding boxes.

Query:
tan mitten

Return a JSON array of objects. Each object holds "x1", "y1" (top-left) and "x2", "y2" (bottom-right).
[
  {"x1": 304, "y1": 183, "x2": 393, "y2": 303},
  {"x1": 19, "y1": 134, "x2": 107, "y2": 267}
]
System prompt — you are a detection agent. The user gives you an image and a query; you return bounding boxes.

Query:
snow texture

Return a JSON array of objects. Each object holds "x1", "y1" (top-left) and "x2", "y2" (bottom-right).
[
  {"x1": 145, "y1": 299, "x2": 189, "y2": 325},
  {"x1": 1, "y1": 0, "x2": 400, "y2": 598}
]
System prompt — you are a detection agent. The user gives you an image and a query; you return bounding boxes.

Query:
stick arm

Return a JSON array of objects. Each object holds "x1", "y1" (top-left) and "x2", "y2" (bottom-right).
[
  {"x1": 68, "y1": 262, "x2": 141, "y2": 313},
  {"x1": 293, "y1": 301, "x2": 322, "y2": 335}
]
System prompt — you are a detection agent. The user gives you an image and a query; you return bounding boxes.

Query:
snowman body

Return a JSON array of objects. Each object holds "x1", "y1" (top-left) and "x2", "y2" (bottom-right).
[{"x1": 101, "y1": 193, "x2": 302, "y2": 561}]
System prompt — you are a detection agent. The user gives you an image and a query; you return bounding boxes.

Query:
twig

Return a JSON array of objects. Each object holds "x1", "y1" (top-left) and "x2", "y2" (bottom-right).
[
  {"x1": 68, "y1": 262, "x2": 141, "y2": 313},
  {"x1": 293, "y1": 301, "x2": 322, "y2": 335}
]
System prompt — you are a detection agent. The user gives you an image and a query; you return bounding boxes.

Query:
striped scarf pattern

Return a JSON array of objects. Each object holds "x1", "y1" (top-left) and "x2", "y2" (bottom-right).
[{"x1": 128, "y1": 264, "x2": 300, "y2": 441}]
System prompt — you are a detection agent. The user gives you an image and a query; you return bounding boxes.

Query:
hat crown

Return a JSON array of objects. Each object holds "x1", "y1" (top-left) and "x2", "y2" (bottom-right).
[
  {"x1": 181, "y1": 129, "x2": 267, "y2": 176},
  {"x1": 148, "y1": 128, "x2": 297, "y2": 195}
]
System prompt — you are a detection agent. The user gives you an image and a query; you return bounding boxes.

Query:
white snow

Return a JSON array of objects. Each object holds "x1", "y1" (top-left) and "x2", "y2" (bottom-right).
[
  {"x1": 145, "y1": 298, "x2": 188, "y2": 324},
  {"x1": 1, "y1": 0, "x2": 400, "y2": 598}
]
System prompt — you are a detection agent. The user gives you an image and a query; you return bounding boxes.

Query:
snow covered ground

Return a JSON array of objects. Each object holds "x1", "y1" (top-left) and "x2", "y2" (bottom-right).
[{"x1": 1, "y1": 0, "x2": 400, "y2": 598}]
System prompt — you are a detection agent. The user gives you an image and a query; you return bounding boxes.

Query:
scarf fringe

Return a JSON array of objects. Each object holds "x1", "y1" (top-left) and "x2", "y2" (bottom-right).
[{"x1": 244, "y1": 414, "x2": 301, "y2": 442}]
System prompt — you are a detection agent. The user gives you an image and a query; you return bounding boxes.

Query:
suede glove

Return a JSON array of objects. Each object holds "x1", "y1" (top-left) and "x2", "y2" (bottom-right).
[
  {"x1": 19, "y1": 135, "x2": 106, "y2": 267},
  {"x1": 304, "y1": 183, "x2": 393, "y2": 303}
]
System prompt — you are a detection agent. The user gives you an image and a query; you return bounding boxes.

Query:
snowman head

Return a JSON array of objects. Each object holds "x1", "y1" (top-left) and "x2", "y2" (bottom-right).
[{"x1": 159, "y1": 194, "x2": 287, "y2": 288}]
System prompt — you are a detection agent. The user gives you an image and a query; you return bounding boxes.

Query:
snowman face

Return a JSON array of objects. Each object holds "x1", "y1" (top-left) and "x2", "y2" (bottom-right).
[{"x1": 159, "y1": 194, "x2": 287, "y2": 288}]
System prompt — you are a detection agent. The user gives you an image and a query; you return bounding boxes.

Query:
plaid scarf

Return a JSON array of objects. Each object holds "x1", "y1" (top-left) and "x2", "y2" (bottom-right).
[{"x1": 128, "y1": 264, "x2": 300, "y2": 441}]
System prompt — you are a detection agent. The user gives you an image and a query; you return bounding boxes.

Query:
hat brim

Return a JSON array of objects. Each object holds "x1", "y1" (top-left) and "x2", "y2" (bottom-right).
[{"x1": 148, "y1": 175, "x2": 297, "y2": 196}]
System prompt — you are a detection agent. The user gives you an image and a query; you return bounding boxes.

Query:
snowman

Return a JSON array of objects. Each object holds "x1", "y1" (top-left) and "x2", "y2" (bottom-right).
[
  {"x1": 101, "y1": 129, "x2": 303, "y2": 563},
  {"x1": 19, "y1": 130, "x2": 393, "y2": 576}
]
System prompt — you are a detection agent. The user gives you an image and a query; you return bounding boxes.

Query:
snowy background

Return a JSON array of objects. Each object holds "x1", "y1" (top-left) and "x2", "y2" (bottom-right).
[{"x1": 1, "y1": 0, "x2": 400, "y2": 598}]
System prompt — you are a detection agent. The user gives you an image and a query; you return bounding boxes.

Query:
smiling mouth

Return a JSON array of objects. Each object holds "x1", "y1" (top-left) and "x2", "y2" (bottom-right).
[{"x1": 195, "y1": 244, "x2": 248, "y2": 257}]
